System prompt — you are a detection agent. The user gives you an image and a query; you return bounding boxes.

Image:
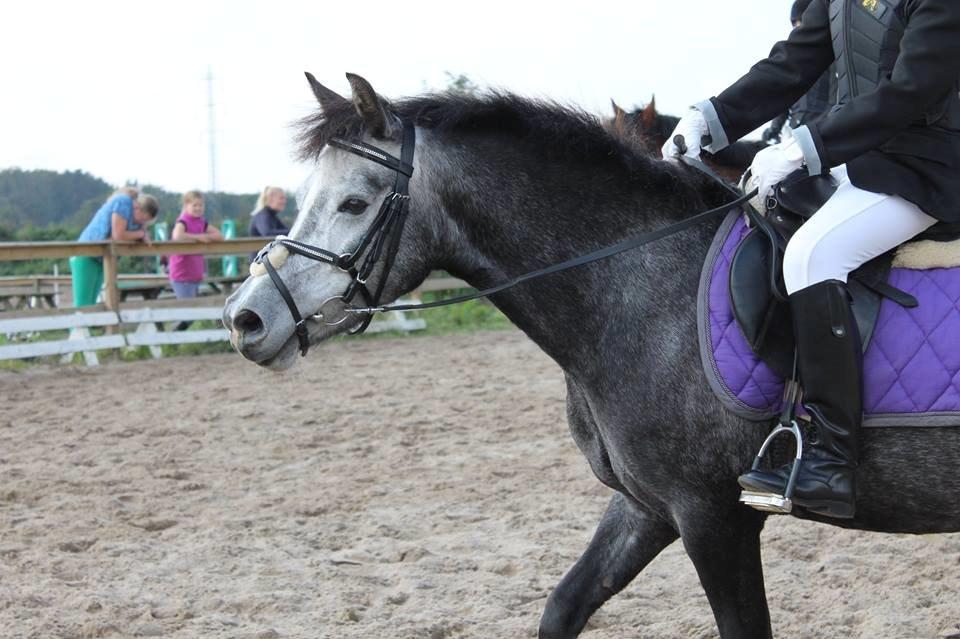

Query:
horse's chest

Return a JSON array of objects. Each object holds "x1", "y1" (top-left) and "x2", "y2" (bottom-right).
[{"x1": 565, "y1": 386, "x2": 666, "y2": 495}]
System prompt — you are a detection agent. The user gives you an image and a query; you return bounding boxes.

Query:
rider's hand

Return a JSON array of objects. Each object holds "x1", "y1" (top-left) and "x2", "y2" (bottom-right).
[
  {"x1": 749, "y1": 139, "x2": 804, "y2": 201},
  {"x1": 661, "y1": 109, "x2": 709, "y2": 161}
]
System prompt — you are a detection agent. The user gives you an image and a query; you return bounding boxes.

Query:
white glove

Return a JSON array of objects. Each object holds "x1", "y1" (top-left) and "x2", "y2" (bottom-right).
[
  {"x1": 748, "y1": 139, "x2": 804, "y2": 201},
  {"x1": 661, "y1": 109, "x2": 709, "y2": 160}
]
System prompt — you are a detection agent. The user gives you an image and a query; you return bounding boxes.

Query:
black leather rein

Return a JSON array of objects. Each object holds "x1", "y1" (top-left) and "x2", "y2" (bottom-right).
[{"x1": 253, "y1": 121, "x2": 756, "y2": 357}]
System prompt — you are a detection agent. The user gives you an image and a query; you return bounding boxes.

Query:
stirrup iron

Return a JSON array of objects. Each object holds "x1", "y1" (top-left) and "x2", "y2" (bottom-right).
[{"x1": 739, "y1": 420, "x2": 805, "y2": 514}]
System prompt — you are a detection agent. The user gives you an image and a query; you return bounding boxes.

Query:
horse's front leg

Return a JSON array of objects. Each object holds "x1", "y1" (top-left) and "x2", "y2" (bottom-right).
[
  {"x1": 539, "y1": 492, "x2": 678, "y2": 639},
  {"x1": 679, "y1": 503, "x2": 772, "y2": 639}
]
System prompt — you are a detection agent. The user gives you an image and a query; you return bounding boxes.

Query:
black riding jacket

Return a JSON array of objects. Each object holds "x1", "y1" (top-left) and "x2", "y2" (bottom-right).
[
  {"x1": 698, "y1": 0, "x2": 960, "y2": 222},
  {"x1": 768, "y1": 65, "x2": 837, "y2": 137}
]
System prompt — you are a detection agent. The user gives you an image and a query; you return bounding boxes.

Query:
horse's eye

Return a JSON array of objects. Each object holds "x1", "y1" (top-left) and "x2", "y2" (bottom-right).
[{"x1": 338, "y1": 198, "x2": 369, "y2": 215}]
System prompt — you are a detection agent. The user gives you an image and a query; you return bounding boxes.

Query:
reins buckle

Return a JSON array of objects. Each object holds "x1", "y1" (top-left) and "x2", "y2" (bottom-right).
[{"x1": 294, "y1": 319, "x2": 311, "y2": 356}]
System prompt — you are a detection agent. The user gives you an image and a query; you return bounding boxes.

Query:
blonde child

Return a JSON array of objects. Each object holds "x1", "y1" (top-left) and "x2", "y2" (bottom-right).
[{"x1": 169, "y1": 190, "x2": 223, "y2": 300}]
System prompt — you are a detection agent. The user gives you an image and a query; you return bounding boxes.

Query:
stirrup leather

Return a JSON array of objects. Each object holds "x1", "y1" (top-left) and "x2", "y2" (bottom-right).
[{"x1": 738, "y1": 420, "x2": 805, "y2": 514}]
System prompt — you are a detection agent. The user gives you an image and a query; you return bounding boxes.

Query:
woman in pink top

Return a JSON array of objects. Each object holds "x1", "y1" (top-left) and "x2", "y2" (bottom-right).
[{"x1": 169, "y1": 190, "x2": 223, "y2": 298}]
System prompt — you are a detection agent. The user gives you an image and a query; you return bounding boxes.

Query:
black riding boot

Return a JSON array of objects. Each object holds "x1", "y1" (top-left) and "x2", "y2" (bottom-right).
[{"x1": 738, "y1": 280, "x2": 862, "y2": 519}]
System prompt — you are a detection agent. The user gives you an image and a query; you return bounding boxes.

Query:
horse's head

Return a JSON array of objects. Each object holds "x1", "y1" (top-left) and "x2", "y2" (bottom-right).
[
  {"x1": 607, "y1": 97, "x2": 675, "y2": 153},
  {"x1": 608, "y1": 98, "x2": 758, "y2": 181},
  {"x1": 223, "y1": 73, "x2": 435, "y2": 370}
]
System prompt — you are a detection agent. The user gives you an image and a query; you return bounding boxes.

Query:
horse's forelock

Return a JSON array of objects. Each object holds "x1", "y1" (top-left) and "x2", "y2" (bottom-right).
[{"x1": 295, "y1": 100, "x2": 366, "y2": 161}]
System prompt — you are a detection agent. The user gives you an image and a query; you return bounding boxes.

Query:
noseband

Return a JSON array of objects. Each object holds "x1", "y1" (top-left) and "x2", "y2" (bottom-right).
[{"x1": 253, "y1": 120, "x2": 416, "y2": 356}]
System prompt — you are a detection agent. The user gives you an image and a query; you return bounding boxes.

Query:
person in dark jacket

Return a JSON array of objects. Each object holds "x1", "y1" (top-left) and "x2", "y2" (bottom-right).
[
  {"x1": 762, "y1": 0, "x2": 837, "y2": 144},
  {"x1": 663, "y1": 0, "x2": 960, "y2": 519},
  {"x1": 249, "y1": 186, "x2": 290, "y2": 237},
  {"x1": 248, "y1": 186, "x2": 290, "y2": 264}
]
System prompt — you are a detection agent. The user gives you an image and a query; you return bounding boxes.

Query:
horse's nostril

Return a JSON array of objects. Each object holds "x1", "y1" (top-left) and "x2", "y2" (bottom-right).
[{"x1": 234, "y1": 308, "x2": 264, "y2": 336}]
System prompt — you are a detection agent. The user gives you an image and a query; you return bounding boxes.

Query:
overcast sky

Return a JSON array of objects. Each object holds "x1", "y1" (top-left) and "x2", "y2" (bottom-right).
[{"x1": 0, "y1": 0, "x2": 794, "y2": 195}]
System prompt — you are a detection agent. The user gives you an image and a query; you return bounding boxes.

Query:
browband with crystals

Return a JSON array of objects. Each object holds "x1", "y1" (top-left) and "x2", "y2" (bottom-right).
[{"x1": 328, "y1": 137, "x2": 414, "y2": 177}]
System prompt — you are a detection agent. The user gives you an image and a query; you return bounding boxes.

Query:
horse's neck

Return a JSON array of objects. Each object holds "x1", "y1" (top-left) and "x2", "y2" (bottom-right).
[{"x1": 424, "y1": 139, "x2": 724, "y2": 374}]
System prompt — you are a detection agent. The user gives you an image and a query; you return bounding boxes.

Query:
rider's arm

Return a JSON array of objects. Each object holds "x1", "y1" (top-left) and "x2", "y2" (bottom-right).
[
  {"x1": 205, "y1": 223, "x2": 224, "y2": 241},
  {"x1": 110, "y1": 212, "x2": 145, "y2": 241},
  {"x1": 799, "y1": 0, "x2": 960, "y2": 173},
  {"x1": 696, "y1": 0, "x2": 834, "y2": 154}
]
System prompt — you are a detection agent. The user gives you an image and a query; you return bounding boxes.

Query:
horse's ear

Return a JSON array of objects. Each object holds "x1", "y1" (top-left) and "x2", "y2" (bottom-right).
[
  {"x1": 345, "y1": 72, "x2": 397, "y2": 139},
  {"x1": 610, "y1": 99, "x2": 628, "y2": 134},
  {"x1": 641, "y1": 96, "x2": 657, "y2": 130},
  {"x1": 304, "y1": 72, "x2": 349, "y2": 112}
]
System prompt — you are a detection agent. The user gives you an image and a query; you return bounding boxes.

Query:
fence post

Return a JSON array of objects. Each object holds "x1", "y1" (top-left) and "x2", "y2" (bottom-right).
[{"x1": 102, "y1": 244, "x2": 120, "y2": 312}]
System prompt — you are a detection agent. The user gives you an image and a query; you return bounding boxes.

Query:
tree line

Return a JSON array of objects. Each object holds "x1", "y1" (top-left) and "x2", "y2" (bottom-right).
[
  {"x1": 0, "y1": 168, "x2": 297, "y2": 277},
  {"x1": 0, "y1": 168, "x2": 295, "y2": 242}
]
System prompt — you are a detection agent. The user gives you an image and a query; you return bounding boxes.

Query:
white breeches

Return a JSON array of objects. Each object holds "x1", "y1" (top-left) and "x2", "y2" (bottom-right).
[{"x1": 782, "y1": 165, "x2": 938, "y2": 295}]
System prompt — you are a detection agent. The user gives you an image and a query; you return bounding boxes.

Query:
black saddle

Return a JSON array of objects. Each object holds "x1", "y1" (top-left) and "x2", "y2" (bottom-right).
[{"x1": 729, "y1": 170, "x2": 923, "y2": 378}]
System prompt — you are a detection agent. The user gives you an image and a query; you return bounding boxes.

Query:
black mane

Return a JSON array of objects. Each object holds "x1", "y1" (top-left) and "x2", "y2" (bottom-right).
[{"x1": 297, "y1": 91, "x2": 669, "y2": 177}]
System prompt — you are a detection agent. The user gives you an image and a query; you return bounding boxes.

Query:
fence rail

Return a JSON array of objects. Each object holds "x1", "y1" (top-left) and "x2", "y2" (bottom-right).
[
  {"x1": 0, "y1": 239, "x2": 473, "y2": 365},
  {"x1": 0, "y1": 238, "x2": 268, "y2": 312}
]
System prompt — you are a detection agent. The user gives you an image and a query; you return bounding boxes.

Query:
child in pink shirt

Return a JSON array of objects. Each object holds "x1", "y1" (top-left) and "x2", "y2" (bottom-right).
[{"x1": 168, "y1": 191, "x2": 223, "y2": 327}]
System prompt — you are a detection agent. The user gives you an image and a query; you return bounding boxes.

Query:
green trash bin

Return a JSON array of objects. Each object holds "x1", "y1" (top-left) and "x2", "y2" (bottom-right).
[
  {"x1": 69, "y1": 255, "x2": 104, "y2": 307},
  {"x1": 153, "y1": 223, "x2": 170, "y2": 274},
  {"x1": 221, "y1": 219, "x2": 239, "y2": 277}
]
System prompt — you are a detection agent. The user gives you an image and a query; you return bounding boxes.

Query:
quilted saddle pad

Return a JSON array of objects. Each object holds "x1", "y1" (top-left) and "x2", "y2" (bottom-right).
[{"x1": 698, "y1": 212, "x2": 960, "y2": 428}]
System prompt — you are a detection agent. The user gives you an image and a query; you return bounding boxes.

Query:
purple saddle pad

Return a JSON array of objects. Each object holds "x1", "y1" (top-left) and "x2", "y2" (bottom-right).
[{"x1": 698, "y1": 212, "x2": 960, "y2": 428}]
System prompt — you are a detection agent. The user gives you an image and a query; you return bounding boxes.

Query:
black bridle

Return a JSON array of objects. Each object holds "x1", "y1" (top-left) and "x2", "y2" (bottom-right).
[
  {"x1": 255, "y1": 121, "x2": 416, "y2": 355},
  {"x1": 253, "y1": 123, "x2": 756, "y2": 357}
]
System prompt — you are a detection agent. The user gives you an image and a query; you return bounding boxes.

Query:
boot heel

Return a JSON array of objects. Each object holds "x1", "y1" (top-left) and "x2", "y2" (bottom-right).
[{"x1": 792, "y1": 498, "x2": 856, "y2": 519}]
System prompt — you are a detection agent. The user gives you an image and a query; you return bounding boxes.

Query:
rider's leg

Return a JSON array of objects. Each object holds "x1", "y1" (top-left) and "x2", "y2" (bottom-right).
[
  {"x1": 780, "y1": 167, "x2": 938, "y2": 293},
  {"x1": 739, "y1": 167, "x2": 937, "y2": 518}
]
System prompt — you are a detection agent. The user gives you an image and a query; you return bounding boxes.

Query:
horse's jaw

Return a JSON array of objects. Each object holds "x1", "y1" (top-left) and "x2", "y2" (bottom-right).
[
  {"x1": 254, "y1": 333, "x2": 301, "y2": 371},
  {"x1": 231, "y1": 316, "x2": 363, "y2": 371}
]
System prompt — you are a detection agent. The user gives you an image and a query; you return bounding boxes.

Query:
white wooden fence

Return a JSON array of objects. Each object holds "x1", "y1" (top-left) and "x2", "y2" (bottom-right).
[
  {"x1": 0, "y1": 302, "x2": 430, "y2": 366},
  {"x1": 0, "y1": 279, "x2": 473, "y2": 366},
  {"x1": 0, "y1": 238, "x2": 475, "y2": 366}
]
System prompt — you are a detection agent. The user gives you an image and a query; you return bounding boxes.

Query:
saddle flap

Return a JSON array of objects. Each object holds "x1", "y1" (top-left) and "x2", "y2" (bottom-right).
[
  {"x1": 729, "y1": 229, "x2": 796, "y2": 378},
  {"x1": 729, "y1": 227, "x2": 885, "y2": 379}
]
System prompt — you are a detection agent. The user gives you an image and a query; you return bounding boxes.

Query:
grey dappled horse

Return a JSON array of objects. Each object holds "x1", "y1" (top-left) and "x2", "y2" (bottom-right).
[{"x1": 222, "y1": 73, "x2": 960, "y2": 638}]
